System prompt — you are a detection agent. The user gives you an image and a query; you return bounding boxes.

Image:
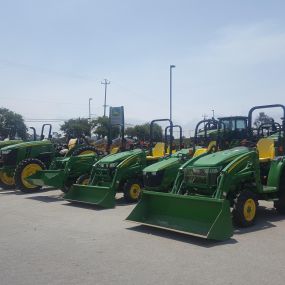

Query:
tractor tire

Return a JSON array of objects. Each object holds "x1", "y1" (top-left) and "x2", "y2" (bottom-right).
[
  {"x1": 274, "y1": 170, "x2": 285, "y2": 214},
  {"x1": 71, "y1": 145, "x2": 100, "y2": 157},
  {"x1": 123, "y1": 179, "x2": 143, "y2": 203},
  {"x1": 14, "y1": 158, "x2": 46, "y2": 193},
  {"x1": 0, "y1": 171, "x2": 15, "y2": 189},
  {"x1": 232, "y1": 190, "x2": 258, "y2": 227},
  {"x1": 76, "y1": 174, "x2": 90, "y2": 185}
]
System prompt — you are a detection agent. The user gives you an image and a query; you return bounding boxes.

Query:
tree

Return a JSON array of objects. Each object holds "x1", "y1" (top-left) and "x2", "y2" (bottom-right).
[
  {"x1": 0, "y1": 108, "x2": 27, "y2": 139},
  {"x1": 254, "y1": 112, "x2": 274, "y2": 128},
  {"x1": 125, "y1": 123, "x2": 162, "y2": 141},
  {"x1": 60, "y1": 118, "x2": 91, "y2": 137},
  {"x1": 91, "y1": 116, "x2": 120, "y2": 139}
]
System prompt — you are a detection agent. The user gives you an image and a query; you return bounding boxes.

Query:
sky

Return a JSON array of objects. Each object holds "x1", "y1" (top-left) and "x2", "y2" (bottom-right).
[{"x1": 1, "y1": 0, "x2": 285, "y2": 137}]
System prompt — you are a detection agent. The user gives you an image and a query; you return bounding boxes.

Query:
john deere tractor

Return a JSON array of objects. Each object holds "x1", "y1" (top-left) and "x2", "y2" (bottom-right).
[
  {"x1": 24, "y1": 118, "x2": 127, "y2": 193},
  {"x1": 0, "y1": 124, "x2": 99, "y2": 192},
  {"x1": 127, "y1": 104, "x2": 285, "y2": 241},
  {"x1": 64, "y1": 119, "x2": 179, "y2": 208}
]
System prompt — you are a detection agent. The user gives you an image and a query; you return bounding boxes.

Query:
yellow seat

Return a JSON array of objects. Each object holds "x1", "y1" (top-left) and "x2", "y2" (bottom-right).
[
  {"x1": 207, "y1": 141, "x2": 217, "y2": 152},
  {"x1": 193, "y1": 141, "x2": 217, "y2": 158},
  {"x1": 257, "y1": 138, "x2": 275, "y2": 162},
  {"x1": 110, "y1": 147, "x2": 119, "y2": 154},
  {"x1": 147, "y1": 142, "x2": 165, "y2": 160},
  {"x1": 68, "y1": 138, "x2": 78, "y2": 150},
  {"x1": 193, "y1": 148, "x2": 207, "y2": 157}
]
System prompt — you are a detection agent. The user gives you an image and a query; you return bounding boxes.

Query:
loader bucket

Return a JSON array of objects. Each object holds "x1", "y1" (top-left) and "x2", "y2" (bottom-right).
[
  {"x1": 126, "y1": 190, "x2": 233, "y2": 241},
  {"x1": 26, "y1": 170, "x2": 65, "y2": 189},
  {"x1": 64, "y1": 184, "x2": 116, "y2": 208}
]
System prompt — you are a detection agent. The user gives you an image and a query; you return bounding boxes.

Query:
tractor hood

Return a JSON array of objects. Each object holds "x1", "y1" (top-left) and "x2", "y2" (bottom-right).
[
  {"x1": 192, "y1": 147, "x2": 249, "y2": 168},
  {"x1": 99, "y1": 149, "x2": 144, "y2": 164},
  {"x1": 1, "y1": 140, "x2": 52, "y2": 151},
  {"x1": 0, "y1": 140, "x2": 22, "y2": 148},
  {"x1": 143, "y1": 149, "x2": 191, "y2": 172}
]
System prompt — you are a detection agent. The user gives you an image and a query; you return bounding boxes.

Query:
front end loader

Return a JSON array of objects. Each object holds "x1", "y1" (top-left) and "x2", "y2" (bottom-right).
[
  {"x1": 64, "y1": 119, "x2": 176, "y2": 208},
  {"x1": 127, "y1": 104, "x2": 285, "y2": 240}
]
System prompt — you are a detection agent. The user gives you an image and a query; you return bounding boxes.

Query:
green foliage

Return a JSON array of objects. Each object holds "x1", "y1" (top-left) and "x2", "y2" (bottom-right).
[
  {"x1": 60, "y1": 118, "x2": 91, "y2": 137},
  {"x1": 0, "y1": 108, "x2": 27, "y2": 139},
  {"x1": 254, "y1": 112, "x2": 274, "y2": 128},
  {"x1": 91, "y1": 116, "x2": 120, "y2": 139},
  {"x1": 125, "y1": 123, "x2": 162, "y2": 141}
]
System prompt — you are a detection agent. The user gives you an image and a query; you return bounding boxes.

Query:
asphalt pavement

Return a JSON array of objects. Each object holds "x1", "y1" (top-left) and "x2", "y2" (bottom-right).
[{"x1": 1, "y1": 188, "x2": 285, "y2": 285}]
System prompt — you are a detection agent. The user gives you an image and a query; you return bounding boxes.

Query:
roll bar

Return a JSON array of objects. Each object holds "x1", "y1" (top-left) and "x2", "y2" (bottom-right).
[
  {"x1": 165, "y1": 125, "x2": 183, "y2": 149},
  {"x1": 150, "y1": 119, "x2": 173, "y2": 155}
]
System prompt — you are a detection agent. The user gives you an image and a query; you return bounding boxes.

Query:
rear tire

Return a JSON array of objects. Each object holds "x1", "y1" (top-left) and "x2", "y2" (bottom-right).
[
  {"x1": 232, "y1": 190, "x2": 258, "y2": 227},
  {"x1": 274, "y1": 170, "x2": 285, "y2": 214},
  {"x1": 71, "y1": 146, "x2": 100, "y2": 156},
  {"x1": 123, "y1": 179, "x2": 143, "y2": 203},
  {"x1": 14, "y1": 158, "x2": 46, "y2": 193}
]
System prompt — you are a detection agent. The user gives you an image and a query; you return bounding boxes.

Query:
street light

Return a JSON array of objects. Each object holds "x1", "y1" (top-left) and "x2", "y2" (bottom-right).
[
  {"x1": 170, "y1": 65, "x2": 176, "y2": 122},
  {"x1": 88, "y1": 98, "x2": 93, "y2": 119}
]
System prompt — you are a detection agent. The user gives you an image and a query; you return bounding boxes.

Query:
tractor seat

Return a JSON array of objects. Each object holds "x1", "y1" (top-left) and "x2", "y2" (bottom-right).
[
  {"x1": 146, "y1": 142, "x2": 165, "y2": 160},
  {"x1": 193, "y1": 148, "x2": 207, "y2": 157},
  {"x1": 110, "y1": 147, "x2": 119, "y2": 154},
  {"x1": 193, "y1": 141, "x2": 217, "y2": 158},
  {"x1": 256, "y1": 138, "x2": 275, "y2": 162},
  {"x1": 68, "y1": 138, "x2": 78, "y2": 150}
]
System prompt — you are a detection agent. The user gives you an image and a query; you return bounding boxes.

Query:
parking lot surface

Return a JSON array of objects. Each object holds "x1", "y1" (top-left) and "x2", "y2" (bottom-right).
[{"x1": 1, "y1": 188, "x2": 285, "y2": 285}]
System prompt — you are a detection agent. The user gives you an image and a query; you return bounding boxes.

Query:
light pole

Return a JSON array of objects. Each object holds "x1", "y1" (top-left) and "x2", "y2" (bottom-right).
[
  {"x1": 170, "y1": 65, "x2": 175, "y2": 122},
  {"x1": 88, "y1": 98, "x2": 93, "y2": 119},
  {"x1": 211, "y1": 109, "x2": 215, "y2": 119}
]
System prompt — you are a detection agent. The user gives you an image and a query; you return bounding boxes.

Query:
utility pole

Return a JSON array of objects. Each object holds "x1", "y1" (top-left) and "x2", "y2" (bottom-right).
[
  {"x1": 211, "y1": 109, "x2": 215, "y2": 119},
  {"x1": 202, "y1": 114, "x2": 208, "y2": 127},
  {"x1": 101, "y1": 79, "x2": 111, "y2": 117},
  {"x1": 88, "y1": 98, "x2": 93, "y2": 120}
]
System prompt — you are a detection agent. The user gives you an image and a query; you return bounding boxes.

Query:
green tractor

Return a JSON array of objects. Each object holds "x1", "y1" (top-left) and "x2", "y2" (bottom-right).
[
  {"x1": 24, "y1": 119, "x2": 127, "y2": 193},
  {"x1": 0, "y1": 124, "x2": 99, "y2": 192},
  {"x1": 127, "y1": 104, "x2": 285, "y2": 241},
  {"x1": 64, "y1": 119, "x2": 180, "y2": 208},
  {"x1": 142, "y1": 116, "x2": 250, "y2": 194}
]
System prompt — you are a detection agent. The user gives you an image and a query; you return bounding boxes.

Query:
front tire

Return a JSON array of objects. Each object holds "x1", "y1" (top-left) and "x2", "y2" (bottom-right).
[
  {"x1": 71, "y1": 145, "x2": 100, "y2": 156},
  {"x1": 0, "y1": 171, "x2": 15, "y2": 189},
  {"x1": 14, "y1": 158, "x2": 46, "y2": 193},
  {"x1": 76, "y1": 174, "x2": 90, "y2": 185},
  {"x1": 123, "y1": 179, "x2": 143, "y2": 203},
  {"x1": 232, "y1": 190, "x2": 258, "y2": 227}
]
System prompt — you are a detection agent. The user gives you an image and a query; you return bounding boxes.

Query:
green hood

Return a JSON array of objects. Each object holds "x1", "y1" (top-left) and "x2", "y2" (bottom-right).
[
  {"x1": 143, "y1": 149, "x2": 191, "y2": 172},
  {"x1": 0, "y1": 140, "x2": 22, "y2": 149},
  {"x1": 192, "y1": 147, "x2": 249, "y2": 168},
  {"x1": 99, "y1": 149, "x2": 144, "y2": 164},
  {"x1": 1, "y1": 140, "x2": 52, "y2": 151}
]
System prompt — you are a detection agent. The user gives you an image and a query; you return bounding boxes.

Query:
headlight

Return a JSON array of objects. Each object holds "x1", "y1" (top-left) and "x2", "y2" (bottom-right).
[{"x1": 109, "y1": 162, "x2": 118, "y2": 168}]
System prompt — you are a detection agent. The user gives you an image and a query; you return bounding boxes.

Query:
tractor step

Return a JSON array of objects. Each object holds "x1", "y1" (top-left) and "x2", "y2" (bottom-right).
[{"x1": 262, "y1": 186, "x2": 277, "y2": 193}]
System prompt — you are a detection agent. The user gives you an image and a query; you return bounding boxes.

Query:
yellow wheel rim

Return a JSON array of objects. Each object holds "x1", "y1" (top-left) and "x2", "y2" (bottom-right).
[
  {"x1": 79, "y1": 150, "x2": 95, "y2": 155},
  {"x1": 21, "y1": 164, "x2": 43, "y2": 189},
  {"x1": 82, "y1": 178, "x2": 89, "y2": 185},
  {"x1": 129, "y1": 183, "x2": 141, "y2": 200},
  {"x1": 243, "y1": 198, "x2": 256, "y2": 222},
  {"x1": 0, "y1": 171, "x2": 15, "y2": 186}
]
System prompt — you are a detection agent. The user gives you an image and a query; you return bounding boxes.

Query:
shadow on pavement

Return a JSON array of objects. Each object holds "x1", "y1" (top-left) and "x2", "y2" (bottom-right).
[
  {"x1": 234, "y1": 206, "x2": 284, "y2": 235},
  {"x1": 63, "y1": 201, "x2": 107, "y2": 211},
  {"x1": 126, "y1": 206, "x2": 285, "y2": 247},
  {"x1": 25, "y1": 194, "x2": 64, "y2": 203},
  {"x1": 126, "y1": 225, "x2": 237, "y2": 248}
]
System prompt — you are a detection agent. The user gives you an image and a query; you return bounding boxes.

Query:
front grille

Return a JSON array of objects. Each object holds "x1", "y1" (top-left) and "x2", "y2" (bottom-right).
[
  {"x1": 1, "y1": 150, "x2": 17, "y2": 166},
  {"x1": 143, "y1": 170, "x2": 164, "y2": 187},
  {"x1": 184, "y1": 167, "x2": 219, "y2": 186}
]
